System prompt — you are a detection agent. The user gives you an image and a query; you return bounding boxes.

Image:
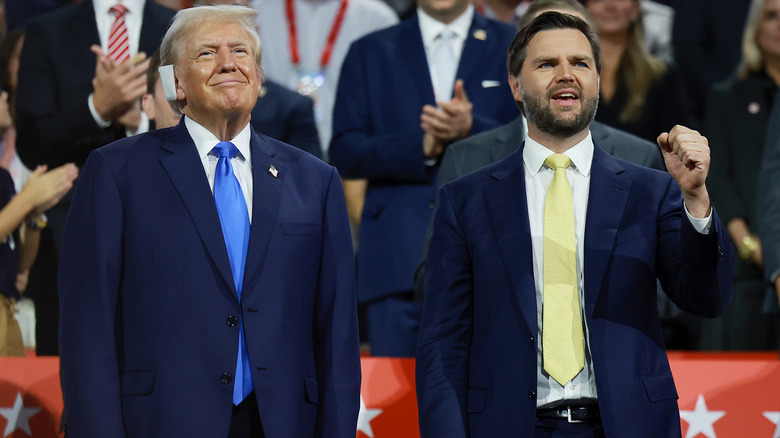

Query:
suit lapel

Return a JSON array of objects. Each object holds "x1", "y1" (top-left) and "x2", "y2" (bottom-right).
[
  {"x1": 583, "y1": 144, "x2": 630, "y2": 318},
  {"x1": 484, "y1": 147, "x2": 537, "y2": 336},
  {"x1": 159, "y1": 123, "x2": 236, "y2": 296},
  {"x1": 736, "y1": 77, "x2": 771, "y2": 147},
  {"x1": 399, "y1": 15, "x2": 437, "y2": 105},
  {"x1": 242, "y1": 133, "x2": 283, "y2": 293},
  {"x1": 455, "y1": 13, "x2": 493, "y2": 90}
]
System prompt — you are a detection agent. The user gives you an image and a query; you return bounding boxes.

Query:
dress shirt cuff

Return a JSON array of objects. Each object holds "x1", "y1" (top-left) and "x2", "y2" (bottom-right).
[
  {"x1": 684, "y1": 203, "x2": 713, "y2": 234},
  {"x1": 770, "y1": 269, "x2": 780, "y2": 284},
  {"x1": 127, "y1": 111, "x2": 149, "y2": 137},
  {"x1": 424, "y1": 157, "x2": 439, "y2": 167},
  {"x1": 88, "y1": 93, "x2": 111, "y2": 128}
]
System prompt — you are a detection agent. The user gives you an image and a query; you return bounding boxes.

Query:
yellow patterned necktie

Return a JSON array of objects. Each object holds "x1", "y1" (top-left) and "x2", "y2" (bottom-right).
[{"x1": 542, "y1": 153, "x2": 585, "y2": 386}]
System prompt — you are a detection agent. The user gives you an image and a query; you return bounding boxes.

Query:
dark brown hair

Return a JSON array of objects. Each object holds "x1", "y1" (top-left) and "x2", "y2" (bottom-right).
[{"x1": 507, "y1": 11, "x2": 602, "y2": 79}]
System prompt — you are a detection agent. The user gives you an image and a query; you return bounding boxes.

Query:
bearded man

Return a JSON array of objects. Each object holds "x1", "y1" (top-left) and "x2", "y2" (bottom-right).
[{"x1": 415, "y1": 11, "x2": 733, "y2": 438}]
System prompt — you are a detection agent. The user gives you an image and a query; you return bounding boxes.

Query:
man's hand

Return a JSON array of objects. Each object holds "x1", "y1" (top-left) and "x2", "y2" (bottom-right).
[
  {"x1": 420, "y1": 80, "x2": 473, "y2": 157},
  {"x1": 657, "y1": 125, "x2": 711, "y2": 218},
  {"x1": 422, "y1": 132, "x2": 447, "y2": 159},
  {"x1": 19, "y1": 164, "x2": 79, "y2": 216},
  {"x1": 91, "y1": 45, "x2": 150, "y2": 124}
]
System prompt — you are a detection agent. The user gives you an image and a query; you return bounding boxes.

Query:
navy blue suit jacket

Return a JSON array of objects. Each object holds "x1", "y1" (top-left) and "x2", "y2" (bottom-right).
[
  {"x1": 58, "y1": 122, "x2": 360, "y2": 437},
  {"x1": 416, "y1": 143, "x2": 733, "y2": 437},
  {"x1": 251, "y1": 80, "x2": 322, "y2": 159},
  {"x1": 330, "y1": 12, "x2": 518, "y2": 302}
]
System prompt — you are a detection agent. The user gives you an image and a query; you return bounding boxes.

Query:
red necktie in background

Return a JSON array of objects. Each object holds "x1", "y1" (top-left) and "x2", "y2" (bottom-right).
[{"x1": 108, "y1": 4, "x2": 130, "y2": 63}]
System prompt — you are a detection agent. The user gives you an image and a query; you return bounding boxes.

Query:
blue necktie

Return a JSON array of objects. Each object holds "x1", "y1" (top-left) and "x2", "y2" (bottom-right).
[{"x1": 211, "y1": 141, "x2": 253, "y2": 405}]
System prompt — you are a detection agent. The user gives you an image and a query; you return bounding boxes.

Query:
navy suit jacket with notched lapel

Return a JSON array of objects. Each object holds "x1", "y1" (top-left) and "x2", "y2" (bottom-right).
[
  {"x1": 416, "y1": 142, "x2": 734, "y2": 437},
  {"x1": 330, "y1": 12, "x2": 518, "y2": 302},
  {"x1": 58, "y1": 122, "x2": 361, "y2": 437},
  {"x1": 15, "y1": 0, "x2": 175, "y2": 169}
]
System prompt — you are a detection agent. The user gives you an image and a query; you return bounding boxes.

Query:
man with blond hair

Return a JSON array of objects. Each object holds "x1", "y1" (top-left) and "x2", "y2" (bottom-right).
[{"x1": 59, "y1": 5, "x2": 360, "y2": 437}]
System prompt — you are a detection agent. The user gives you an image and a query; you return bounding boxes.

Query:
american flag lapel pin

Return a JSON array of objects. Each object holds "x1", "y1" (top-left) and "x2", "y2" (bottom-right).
[{"x1": 268, "y1": 164, "x2": 278, "y2": 178}]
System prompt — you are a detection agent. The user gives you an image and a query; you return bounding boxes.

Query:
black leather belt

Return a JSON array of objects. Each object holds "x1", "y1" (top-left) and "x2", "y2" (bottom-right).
[{"x1": 536, "y1": 405, "x2": 600, "y2": 423}]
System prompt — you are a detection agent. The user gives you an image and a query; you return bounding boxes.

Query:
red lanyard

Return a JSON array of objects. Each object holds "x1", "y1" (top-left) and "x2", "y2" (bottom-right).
[{"x1": 286, "y1": 0, "x2": 349, "y2": 70}]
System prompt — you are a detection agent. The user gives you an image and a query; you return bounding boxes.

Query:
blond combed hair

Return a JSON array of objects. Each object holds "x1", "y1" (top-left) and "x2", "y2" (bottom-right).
[{"x1": 159, "y1": 4, "x2": 262, "y2": 112}]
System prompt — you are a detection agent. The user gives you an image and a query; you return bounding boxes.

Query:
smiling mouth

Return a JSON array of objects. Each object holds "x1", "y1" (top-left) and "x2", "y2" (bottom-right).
[
  {"x1": 553, "y1": 92, "x2": 578, "y2": 100},
  {"x1": 213, "y1": 79, "x2": 245, "y2": 86}
]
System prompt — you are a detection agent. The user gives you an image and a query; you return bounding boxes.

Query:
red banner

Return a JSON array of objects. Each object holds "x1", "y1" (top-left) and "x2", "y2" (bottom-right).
[{"x1": 0, "y1": 352, "x2": 777, "y2": 437}]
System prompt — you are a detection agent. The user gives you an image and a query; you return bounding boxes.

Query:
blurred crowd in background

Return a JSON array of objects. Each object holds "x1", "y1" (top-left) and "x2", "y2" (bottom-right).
[{"x1": 0, "y1": 0, "x2": 778, "y2": 358}]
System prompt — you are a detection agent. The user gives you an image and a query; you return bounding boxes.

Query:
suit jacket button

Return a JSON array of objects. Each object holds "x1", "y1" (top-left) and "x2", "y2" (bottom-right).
[
  {"x1": 428, "y1": 201, "x2": 436, "y2": 209},
  {"x1": 226, "y1": 316, "x2": 238, "y2": 327},
  {"x1": 221, "y1": 373, "x2": 233, "y2": 384},
  {"x1": 529, "y1": 390, "x2": 536, "y2": 400}
]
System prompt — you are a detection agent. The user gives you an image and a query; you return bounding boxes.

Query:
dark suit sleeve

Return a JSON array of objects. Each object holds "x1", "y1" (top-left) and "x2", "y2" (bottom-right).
[
  {"x1": 58, "y1": 150, "x2": 126, "y2": 437},
  {"x1": 313, "y1": 167, "x2": 361, "y2": 436},
  {"x1": 655, "y1": 177, "x2": 733, "y2": 317},
  {"x1": 15, "y1": 18, "x2": 115, "y2": 168},
  {"x1": 283, "y1": 96, "x2": 322, "y2": 159},
  {"x1": 759, "y1": 90, "x2": 780, "y2": 303},
  {"x1": 416, "y1": 184, "x2": 471, "y2": 438},
  {"x1": 330, "y1": 45, "x2": 434, "y2": 182}
]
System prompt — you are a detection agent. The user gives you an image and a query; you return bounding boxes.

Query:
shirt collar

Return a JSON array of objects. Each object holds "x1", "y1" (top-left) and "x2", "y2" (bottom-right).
[
  {"x1": 523, "y1": 130, "x2": 594, "y2": 178},
  {"x1": 94, "y1": 0, "x2": 144, "y2": 17},
  {"x1": 417, "y1": 4, "x2": 474, "y2": 47},
  {"x1": 184, "y1": 116, "x2": 253, "y2": 165}
]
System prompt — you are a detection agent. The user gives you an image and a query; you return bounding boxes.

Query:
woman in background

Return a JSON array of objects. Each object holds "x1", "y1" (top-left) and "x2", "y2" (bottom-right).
[
  {"x1": 583, "y1": 0, "x2": 691, "y2": 142},
  {"x1": 702, "y1": 0, "x2": 780, "y2": 350}
]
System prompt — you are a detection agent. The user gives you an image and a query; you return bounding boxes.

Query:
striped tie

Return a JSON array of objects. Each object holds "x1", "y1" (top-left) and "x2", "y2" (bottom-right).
[{"x1": 108, "y1": 4, "x2": 130, "y2": 63}]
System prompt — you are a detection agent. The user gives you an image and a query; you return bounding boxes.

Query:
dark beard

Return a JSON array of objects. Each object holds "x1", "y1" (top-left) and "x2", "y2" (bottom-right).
[{"x1": 521, "y1": 88, "x2": 598, "y2": 139}]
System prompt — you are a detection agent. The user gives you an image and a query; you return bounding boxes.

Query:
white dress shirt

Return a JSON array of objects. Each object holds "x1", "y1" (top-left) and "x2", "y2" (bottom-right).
[
  {"x1": 523, "y1": 132, "x2": 712, "y2": 407},
  {"x1": 524, "y1": 133, "x2": 598, "y2": 407},
  {"x1": 417, "y1": 5, "x2": 473, "y2": 103},
  {"x1": 88, "y1": 0, "x2": 148, "y2": 133},
  {"x1": 253, "y1": 0, "x2": 398, "y2": 154},
  {"x1": 185, "y1": 116, "x2": 254, "y2": 223}
]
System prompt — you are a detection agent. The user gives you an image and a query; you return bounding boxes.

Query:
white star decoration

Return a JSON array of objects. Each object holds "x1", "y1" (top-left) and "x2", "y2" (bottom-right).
[
  {"x1": 0, "y1": 393, "x2": 41, "y2": 437},
  {"x1": 764, "y1": 411, "x2": 780, "y2": 438},
  {"x1": 356, "y1": 394, "x2": 382, "y2": 438},
  {"x1": 680, "y1": 394, "x2": 725, "y2": 438}
]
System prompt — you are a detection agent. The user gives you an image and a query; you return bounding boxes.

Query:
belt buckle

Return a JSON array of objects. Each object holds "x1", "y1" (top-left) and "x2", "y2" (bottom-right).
[{"x1": 566, "y1": 406, "x2": 584, "y2": 424}]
